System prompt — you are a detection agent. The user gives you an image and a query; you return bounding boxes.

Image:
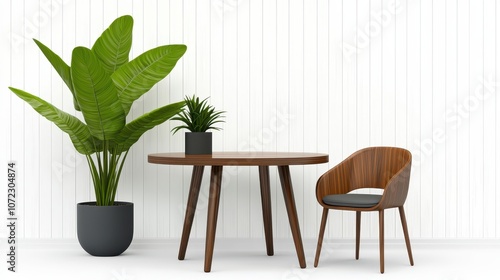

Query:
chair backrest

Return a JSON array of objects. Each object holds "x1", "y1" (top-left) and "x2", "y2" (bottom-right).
[
  {"x1": 349, "y1": 147, "x2": 411, "y2": 190},
  {"x1": 316, "y1": 146, "x2": 412, "y2": 209}
]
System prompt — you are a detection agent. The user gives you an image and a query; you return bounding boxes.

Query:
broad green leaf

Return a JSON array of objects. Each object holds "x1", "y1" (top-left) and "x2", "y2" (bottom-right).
[
  {"x1": 71, "y1": 47, "x2": 125, "y2": 140},
  {"x1": 33, "y1": 39, "x2": 81, "y2": 111},
  {"x1": 10, "y1": 15, "x2": 189, "y2": 206},
  {"x1": 112, "y1": 101, "x2": 185, "y2": 153},
  {"x1": 9, "y1": 87, "x2": 97, "y2": 155},
  {"x1": 112, "y1": 44, "x2": 187, "y2": 115},
  {"x1": 91, "y1": 15, "x2": 133, "y2": 74}
]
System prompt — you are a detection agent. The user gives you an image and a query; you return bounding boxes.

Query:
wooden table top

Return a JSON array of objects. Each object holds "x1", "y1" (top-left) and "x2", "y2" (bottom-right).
[{"x1": 148, "y1": 151, "x2": 329, "y2": 166}]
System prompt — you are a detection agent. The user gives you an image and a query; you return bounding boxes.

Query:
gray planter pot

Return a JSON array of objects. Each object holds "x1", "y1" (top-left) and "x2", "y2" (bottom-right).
[
  {"x1": 77, "y1": 201, "x2": 133, "y2": 256},
  {"x1": 185, "y1": 132, "x2": 212, "y2": 155}
]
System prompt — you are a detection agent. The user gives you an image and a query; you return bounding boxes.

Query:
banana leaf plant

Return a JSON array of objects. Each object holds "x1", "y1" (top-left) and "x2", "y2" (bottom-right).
[{"x1": 9, "y1": 15, "x2": 186, "y2": 206}]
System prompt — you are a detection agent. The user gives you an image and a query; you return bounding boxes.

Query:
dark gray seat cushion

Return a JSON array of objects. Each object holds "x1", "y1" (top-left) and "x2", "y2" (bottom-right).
[{"x1": 322, "y1": 194, "x2": 382, "y2": 208}]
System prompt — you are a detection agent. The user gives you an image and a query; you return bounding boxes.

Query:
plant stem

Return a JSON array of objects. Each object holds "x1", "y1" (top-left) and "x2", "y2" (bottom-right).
[
  {"x1": 111, "y1": 149, "x2": 129, "y2": 205},
  {"x1": 102, "y1": 141, "x2": 109, "y2": 205},
  {"x1": 85, "y1": 155, "x2": 100, "y2": 204}
]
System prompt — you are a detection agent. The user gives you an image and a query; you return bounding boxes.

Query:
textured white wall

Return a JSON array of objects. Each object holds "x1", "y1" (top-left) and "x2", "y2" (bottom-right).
[{"x1": 1, "y1": 0, "x2": 499, "y2": 240}]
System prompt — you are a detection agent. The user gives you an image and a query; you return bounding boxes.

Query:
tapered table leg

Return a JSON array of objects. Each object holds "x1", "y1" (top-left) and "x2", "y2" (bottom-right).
[
  {"x1": 178, "y1": 166, "x2": 205, "y2": 260},
  {"x1": 278, "y1": 165, "x2": 306, "y2": 268},
  {"x1": 258, "y1": 166, "x2": 274, "y2": 256},
  {"x1": 204, "y1": 166, "x2": 223, "y2": 272}
]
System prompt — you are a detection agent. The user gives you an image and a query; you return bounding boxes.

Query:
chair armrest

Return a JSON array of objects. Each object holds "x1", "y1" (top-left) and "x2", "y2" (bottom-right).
[
  {"x1": 377, "y1": 160, "x2": 412, "y2": 209},
  {"x1": 315, "y1": 158, "x2": 353, "y2": 205}
]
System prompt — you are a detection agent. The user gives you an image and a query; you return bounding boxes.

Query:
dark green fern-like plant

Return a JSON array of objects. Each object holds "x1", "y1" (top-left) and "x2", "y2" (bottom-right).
[{"x1": 171, "y1": 95, "x2": 225, "y2": 134}]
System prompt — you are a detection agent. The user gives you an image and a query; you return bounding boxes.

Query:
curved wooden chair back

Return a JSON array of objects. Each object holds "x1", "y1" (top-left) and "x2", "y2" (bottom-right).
[
  {"x1": 316, "y1": 146, "x2": 412, "y2": 210},
  {"x1": 313, "y1": 147, "x2": 414, "y2": 273}
]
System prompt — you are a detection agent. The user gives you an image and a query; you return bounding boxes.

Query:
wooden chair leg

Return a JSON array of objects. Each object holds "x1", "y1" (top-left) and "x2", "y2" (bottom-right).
[
  {"x1": 314, "y1": 208, "x2": 329, "y2": 267},
  {"x1": 379, "y1": 210, "x2": 384, "y2": 274},
  {"x1": 399, "y1": 206, "x2": 414, "y2": 266},
  {"x1": 355, "y1": 211, "x2": 361, "y2": 260}
]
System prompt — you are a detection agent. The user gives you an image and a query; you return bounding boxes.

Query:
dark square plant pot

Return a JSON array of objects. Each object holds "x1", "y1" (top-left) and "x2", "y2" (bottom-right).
[{"x1": 185, "y1": 132, "x2": 212, "y2": 155}]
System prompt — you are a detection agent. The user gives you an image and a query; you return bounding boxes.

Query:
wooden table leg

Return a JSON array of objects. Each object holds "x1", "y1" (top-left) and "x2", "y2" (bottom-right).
[
  {"x1": 178, "y1": 166, "x2": 204, "y2": 260},
  {"x1": 204, "y1": 166, "x2": 223, "y2": 272},
  {"x1": 277, "y1": 165, "x2": 306, "y2": 268},
  {"x1": 258, "y1": 166, "x2": 274, "y2": 256}
]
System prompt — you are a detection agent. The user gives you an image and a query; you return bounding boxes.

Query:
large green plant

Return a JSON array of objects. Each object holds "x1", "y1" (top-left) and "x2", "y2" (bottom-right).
[{"x1": 9, "y1": 15, "x2": 186, "y2": 206}]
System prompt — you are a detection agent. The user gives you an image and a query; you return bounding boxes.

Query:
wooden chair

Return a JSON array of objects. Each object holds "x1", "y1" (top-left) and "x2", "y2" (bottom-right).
[{"x1": 314, "y1": 147, "x2": 414, "y2": 273}]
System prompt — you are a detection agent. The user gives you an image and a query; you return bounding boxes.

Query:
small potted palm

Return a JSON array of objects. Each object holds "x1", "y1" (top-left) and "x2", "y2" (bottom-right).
[{"x1": 171, "y1": 95, "x2": 225, "y2": 154}]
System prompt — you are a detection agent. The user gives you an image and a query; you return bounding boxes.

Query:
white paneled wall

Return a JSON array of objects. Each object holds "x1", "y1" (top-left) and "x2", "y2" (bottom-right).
[{"x1": 1, "y1": 0, "x2": 499, "y2": 240}]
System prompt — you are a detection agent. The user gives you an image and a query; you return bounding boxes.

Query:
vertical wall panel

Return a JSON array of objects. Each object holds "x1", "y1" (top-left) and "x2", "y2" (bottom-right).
[
  {"x1": 236, "y1": 0, "x2": 251, "y2": 238},
  {"x1": 130, "y1": 0, "x2": 146, "y2": 239},
  {"x1": 382, "y1": 0, "x2": 397, "y2": 238},
  {"x1": 221, "y1": 0, "x2": 239, "y2": 238},
  {"x1": 315, "y1": 0, "x2": 330, "y2": 235},
  {"x1": 456, "y1": 0, "x2": 471, "y2": 238},
  {"x1": 419, "y1": 0, "x2": 434, "y2": 238},
  {"x1": 275, "y1": 0, "x2": 290, "y2": 238},
  {"x1": 143, "y1": 0, "x2": 159, "y2": 238},
  {"x1": 496, "y1": 0, "x2": 500, "y2": 238},
  {"x1": 483, "y1": 0, "x2": 496, "y2": 238},
  {"x1": 469, "y1": 0, "x2": 484, "y2": 238},
  {"x1": 55, "y1": 0, "x2": 76, "y2": 239},
  {"x1": 69, "y1": 1, "x2": 91, "y2": 236},
  {"x1": 260, "y1": 0, "x2": 279, "y2": 239},
  {"x1": 328, "y1": 0, "x2": 345, "y2": 239},
  {"x1": 8, "y1": 0, "x2": 24, "y2": 239},
  {"x1": 394, "y1": 0, "x2": 408, "y2": 239},
  {"x1": 432, "y1": 0, "x2": 446, "y2": 239},
  {"x1": 288, "y1": 0, "x2": 305, "y2": 240},
  {"x1": 302, "y1": 0, "x2": 318, "y2": 239},
  {"x1": 155, "y1": 0, "x2": 175, "y2": 238},
  {"x1": 156, "y1": 0, "x2": 172, "y2": 236},
  {"x1": 3, "y1": 0, "x2": 500, "y2": 241},
  {"x1": 369, "y1": 0, "x2": 383, "y2": 148},
  {"x1": 356, "y1": 0, "x2": 373, "y2": 238},
  {"x1": 444, "y1": 0, "x2": 458, "y2": 238},
  {"x1": 341, "y1": 0, "x2": 357, "y2": 240},
  {"x1": 24, "y1": 0, "x2": 42, "y2": 239},
  {"x1": 38, "y1": 0, "x2": 52, "y2": 239},
  {"x1": 0, "y1": 0, "x2": 11, "y2": 240},
  {"x1": 405, "y1": 0, "x2": 422, "y2": 238},
  {"x1": 9, "y1": 0, "x2": 26, "y2": 239},
  {"x1": 247, "y1": 0, "x2": 263, "y2": 239}
]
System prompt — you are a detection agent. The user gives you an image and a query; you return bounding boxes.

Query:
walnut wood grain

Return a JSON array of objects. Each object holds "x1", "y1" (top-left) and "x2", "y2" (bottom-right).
[
  {"x1": 379, "y1": 210, "x2": 385, "y2": 274},
  {"x1": 148, "y1": 152, "x2": 328, "y2": 166},
  {"x1": 399, "y1": 206, "x2": 414, "y2": 266},
  {"x1": 278, "y1": 165, "x2": 307, "y2": 269},
  {"x1": 178, "y1": 166, "x2": 204, "y2": 260},
  {"x1": 204, "y1": 166, "x2": 223, "y2": 272},
  {"x1": 149, "y1": 152, "x2": 328, "y2": 272},
  {"x1": 259, "y1": 166, "x2": 274, "y2": 256},
  {"x1": 315, "y1": 147, "x2": 411, "y2": 212},
  {"x1": 314, "y1": 208, "x2": 329, "y2": 268},
  {"x1": 313, "y1": 147, "x2": 413, "y2": 273},
  {"x1": 355, "y1": 211, "x2": 361, "y2": 260}
]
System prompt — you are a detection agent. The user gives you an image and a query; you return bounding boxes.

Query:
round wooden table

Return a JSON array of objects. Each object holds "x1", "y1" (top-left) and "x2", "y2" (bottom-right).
[{"x1": 148, "y1": 152, "x2": 329, "y2": 272}]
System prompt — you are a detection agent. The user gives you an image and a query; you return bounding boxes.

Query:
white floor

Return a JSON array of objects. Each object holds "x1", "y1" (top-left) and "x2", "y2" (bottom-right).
[{"x1": 1, "y1": 238, "x2": 498, "y2": 280}]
